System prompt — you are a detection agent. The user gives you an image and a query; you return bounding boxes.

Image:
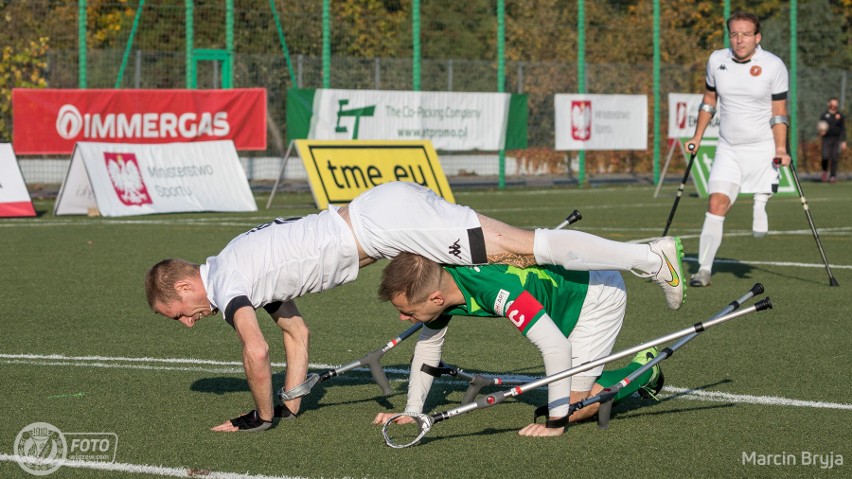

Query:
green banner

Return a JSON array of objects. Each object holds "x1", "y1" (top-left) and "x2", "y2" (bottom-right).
[{"x1": 681, "y1": 139, "x2": 796, "y2": 198}]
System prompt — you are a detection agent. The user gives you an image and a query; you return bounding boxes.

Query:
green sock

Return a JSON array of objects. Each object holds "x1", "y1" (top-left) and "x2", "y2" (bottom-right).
[{"x1": 596, "y1": 361, "x2": 654, "y2": 403}]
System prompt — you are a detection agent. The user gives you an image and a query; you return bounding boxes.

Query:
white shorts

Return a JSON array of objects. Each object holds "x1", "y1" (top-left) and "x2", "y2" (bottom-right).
[
  {"x1": 567, "y1": 270, "x2": 627, "y2": 388},
  {"x1": 348, "y1": 182, "x2": 487, "y2": 264},
  {"x1": 708, "y1": 139, "x2": 780, "y2": 196}
]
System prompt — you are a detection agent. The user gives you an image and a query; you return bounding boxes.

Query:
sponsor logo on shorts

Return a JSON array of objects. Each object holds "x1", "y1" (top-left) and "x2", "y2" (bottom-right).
[{"x1": 448, "y1": 239, "x2": 462, "y2": 259}]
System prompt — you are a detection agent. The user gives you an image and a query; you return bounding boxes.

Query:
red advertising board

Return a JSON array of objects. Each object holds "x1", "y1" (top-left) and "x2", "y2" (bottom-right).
[{"x1": 12, "y1": 89, "x2": 267, "y2": 154}]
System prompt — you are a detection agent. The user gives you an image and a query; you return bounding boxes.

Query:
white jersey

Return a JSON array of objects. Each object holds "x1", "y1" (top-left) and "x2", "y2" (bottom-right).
[
  {"x1": 706, "y1": 45, "x2": 788, "y2": 145},
  {"x1": 200, "y1": 209, "x2": 359, "y2": 321}
]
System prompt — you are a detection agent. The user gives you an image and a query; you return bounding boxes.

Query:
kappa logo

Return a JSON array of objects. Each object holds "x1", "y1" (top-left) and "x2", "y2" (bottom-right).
[
  {"x1": 719, "y1": 64, "x2": 727, "y2": 71},
  {"x1": 105, "y1": 152, "x2": 153, "y2": 206},
  {"x1": 448, "y1": 239, "x2": 462, "y2": 259}
]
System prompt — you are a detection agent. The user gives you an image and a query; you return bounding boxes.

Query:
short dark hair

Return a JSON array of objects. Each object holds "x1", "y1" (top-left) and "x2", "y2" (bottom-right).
[
  {"x1": 727, "y1": 11, "x2": 761, "y2": 34},
  {"x1": 378, "y1": 253, "x2": 443, "y2": 304}
]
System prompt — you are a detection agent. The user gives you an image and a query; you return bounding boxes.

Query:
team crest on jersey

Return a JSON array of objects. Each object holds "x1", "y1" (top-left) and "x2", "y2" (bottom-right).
[{"x1": 750, "y1": 65, "x2": 762, "y2": 76}]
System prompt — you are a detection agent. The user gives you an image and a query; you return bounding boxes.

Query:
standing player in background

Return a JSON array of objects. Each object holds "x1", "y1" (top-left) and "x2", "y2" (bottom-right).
[
  {"x1": 818, "y1": 97, "x2": 846, "y2": 183},
  {"x1": 686, "y1": 11, "x2": 791, "y2": 287}
]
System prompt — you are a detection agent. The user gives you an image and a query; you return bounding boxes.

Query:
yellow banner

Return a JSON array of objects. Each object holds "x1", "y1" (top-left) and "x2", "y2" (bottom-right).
[{"x1": 295, "y1": 140, "x2": 455, "y2": 209}]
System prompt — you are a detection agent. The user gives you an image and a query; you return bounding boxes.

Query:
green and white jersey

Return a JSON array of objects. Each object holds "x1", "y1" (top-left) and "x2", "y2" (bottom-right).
[{"x1": 428, "y1": 264, "x2": 590, "y2": 337}]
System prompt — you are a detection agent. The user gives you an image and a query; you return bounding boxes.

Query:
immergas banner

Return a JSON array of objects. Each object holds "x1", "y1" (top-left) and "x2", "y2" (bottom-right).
[
  {"x1": 54, "y1": 140, "x2": 257, "y2": 217},
  {"x1": 288, "y1": 88, "x2": 527, "y2": 151},
  {"x1": 0, "y1": 144, "x2": 36, "y2": 217},
  {"x1": 554, "y1": 94, "x2": 647, "y2": 150},
  {"x1": 12, "y1": 88, "x2": 267, "y2": 155},
  {"x1": 668, "y1": 93, "x2": 721, "y2": 139}
]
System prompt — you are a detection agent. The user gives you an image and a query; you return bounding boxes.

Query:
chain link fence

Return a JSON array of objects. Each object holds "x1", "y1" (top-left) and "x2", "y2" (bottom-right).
[{"x1": 3, "y1": 0, "x2": 850, "y2": 188}]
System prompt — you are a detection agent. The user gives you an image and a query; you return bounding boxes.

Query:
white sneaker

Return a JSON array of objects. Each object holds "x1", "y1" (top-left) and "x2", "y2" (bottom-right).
[
  {"x1": 647, "y1": 237, "x2": 685, "y2": 310},
  {"x1": 689, "y1": 269, "x2": 712, "y2": 287}
]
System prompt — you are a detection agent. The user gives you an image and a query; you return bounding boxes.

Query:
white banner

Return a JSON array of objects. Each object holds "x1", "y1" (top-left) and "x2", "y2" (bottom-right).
[
  {"x1": 668, "y1": 93, "x2": 721, "y2": 139},
  {"x1": 555, "y1": 94, "x2": 647, "y2": 150},
  {"x1": 54, "y1": 140, "x2": 257, "y2": 217},
  {"x1": 308, "y1": 89, "x2": 509, "y2": 151},
  {"x1": 0, "y1": 143, "x2": 36, "y2": 217}
]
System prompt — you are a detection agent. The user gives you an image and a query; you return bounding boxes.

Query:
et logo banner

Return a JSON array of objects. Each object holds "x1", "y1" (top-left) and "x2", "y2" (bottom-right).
[{"x1": 295, "y1": 140, "x2": 455, "y2": 209}]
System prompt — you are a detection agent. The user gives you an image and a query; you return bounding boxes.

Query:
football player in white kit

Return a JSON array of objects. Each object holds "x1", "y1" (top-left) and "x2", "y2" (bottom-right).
[
  {"x1": 686, "y1": 11, "x2": 792, "y2": 287},
  {"x1": 145, "y1": 182, "x2": 685, "y2": 431}
]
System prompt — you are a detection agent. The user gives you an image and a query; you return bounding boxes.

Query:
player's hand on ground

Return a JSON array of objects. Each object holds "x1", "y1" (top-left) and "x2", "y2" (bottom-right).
[
  {"x1": 211, "y1": 410, "x2": 273, "y2": 432},
  {"x1": 518, "y1": 422, "x2": 565, "y2": 437},
  {"x1": 373, "y1": 412, "x2": 415, "y2": 425}
]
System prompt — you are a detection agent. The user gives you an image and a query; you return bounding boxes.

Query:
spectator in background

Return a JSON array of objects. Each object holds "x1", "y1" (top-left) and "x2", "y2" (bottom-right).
[{"x1": 818, "y1": 97, "x2": 846, "y2": 183}]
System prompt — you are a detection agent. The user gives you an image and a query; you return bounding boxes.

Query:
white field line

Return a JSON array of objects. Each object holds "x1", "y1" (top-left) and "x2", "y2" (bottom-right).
[
  {"x1": 2, "y1": 353, "x2": 851, "y2": 411},
  {"x1": 0, "y1": 454, "x2": 313, "y2": 479}
]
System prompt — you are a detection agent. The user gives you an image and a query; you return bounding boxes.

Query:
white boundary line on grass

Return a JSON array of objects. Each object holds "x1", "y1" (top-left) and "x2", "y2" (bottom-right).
[
  {"x1": 0, "y1": 454, "x2": 312, "y2": 479},
  {"x1": 2, "y1": 353, "x2": 851, "y2": 411}
]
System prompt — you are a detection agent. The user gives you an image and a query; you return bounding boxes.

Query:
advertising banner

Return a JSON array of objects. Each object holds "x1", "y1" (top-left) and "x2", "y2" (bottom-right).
[
  {"x1": 555, "y1": 94, "x2": 647, "y2": 150},
  {"x1": 667, "y1": 93, "x2": 721, "y2": 139},
  {"x1": 13, "y1": 88, "x2": 267, "y2": 154},
  {"x1": 287, "y1": 88, "x2": 527, "y2": 151},
  {"x1": 0, "y1": 144, "x2": 36, "y2": 217},
  {"x1": 294, "y1": 140, "x2": 453, "y2": 209},
  {"x1": 54, "y1": 140, "x2": 257, "y2": 216}
]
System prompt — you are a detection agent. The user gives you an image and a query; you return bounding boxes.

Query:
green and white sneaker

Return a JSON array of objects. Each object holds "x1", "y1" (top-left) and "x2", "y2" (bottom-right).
[
  {"x1": 632, "y1": 347, "x2": 665, "y2": 400},
  {"x1": 647, "y1": 237, "x2": 686, "y2": 310}
]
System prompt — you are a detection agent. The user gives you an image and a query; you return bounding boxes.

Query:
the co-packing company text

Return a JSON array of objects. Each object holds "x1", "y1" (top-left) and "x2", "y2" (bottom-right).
[{"x1": 385, "y1": 105, "x2": 479, "y2": 140}]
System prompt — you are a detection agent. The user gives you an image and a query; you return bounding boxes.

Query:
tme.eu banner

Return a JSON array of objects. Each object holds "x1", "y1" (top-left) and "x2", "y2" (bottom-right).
[{"x1": 12, "y1": 88, "x2": 267, "y2": 154}]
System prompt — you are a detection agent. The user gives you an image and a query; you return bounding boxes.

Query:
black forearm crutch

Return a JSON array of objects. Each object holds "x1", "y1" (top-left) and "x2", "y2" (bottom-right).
[
  {"x1": 278, "y1": 323, "x2": 424, "y2": 401},
  {"x1": 420, "y1": 362, "x2": 528, "y2": 405},
  {"x1": 382, "y1": 297, "x2": 773, "y2": 448},
  {"x1": 564, "y1": 283, "x2": 765, "y2": 430},
  {"x1": 774, "y1": 157, "x2": 839, "y2": 286},
  {"x1": 662, "y1": 144, "x2": 697, "y2": 236}
]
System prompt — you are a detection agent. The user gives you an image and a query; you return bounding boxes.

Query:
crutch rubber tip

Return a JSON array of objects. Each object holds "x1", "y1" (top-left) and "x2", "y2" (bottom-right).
[
  {"x1": 829, "y1": 277, "x2": 840, "y2": 287},
  {"x1": 750, "y1": 283, "x2": 765, "y2": 295},
  {"x1": 597, "y1": 399, "x2": 613, "y2": 430},
  {"x1": 754, "y1": 297, "x2": 773, "y2": 311}
]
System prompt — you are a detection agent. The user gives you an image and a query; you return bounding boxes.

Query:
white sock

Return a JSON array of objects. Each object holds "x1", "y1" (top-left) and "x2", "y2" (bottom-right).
[
  {"x1": 698, "y1": 212, "x2": 725, "y2": 272},
  {"x1": 533, "y1": 229, "x2": 659, "y2": 274},
  {"x1": 752, "y1": 193, "x2": 770, "y2": 238}
]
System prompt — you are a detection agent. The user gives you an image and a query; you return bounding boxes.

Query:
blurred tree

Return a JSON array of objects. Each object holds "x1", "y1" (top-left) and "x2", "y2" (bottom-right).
[{"x1": 0, "y1": 37, "x2": 49, "y2": 142}]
